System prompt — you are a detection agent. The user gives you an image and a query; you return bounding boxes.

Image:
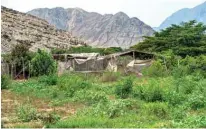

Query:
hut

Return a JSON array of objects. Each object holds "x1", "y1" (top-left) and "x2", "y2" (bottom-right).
[{"x1": 53, "y1": 50, "x2": 154, "y2": 74}]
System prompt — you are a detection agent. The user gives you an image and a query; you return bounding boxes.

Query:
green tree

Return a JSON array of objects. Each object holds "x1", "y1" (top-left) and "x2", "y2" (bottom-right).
[
  {"x1": 2, "y1": 44, "x2": 34, "y2": 77},
  {"x1": 133, "y1": 20, "x2": 206, "y2": 57},
  {"x1": 31, "y1": 49, "x2": 57, "y2": 76}
]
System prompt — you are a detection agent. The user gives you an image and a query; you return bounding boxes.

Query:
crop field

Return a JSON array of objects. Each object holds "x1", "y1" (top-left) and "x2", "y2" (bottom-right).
[{"x1": 1, "y1": 71, "x2": 206, "y2": 128}]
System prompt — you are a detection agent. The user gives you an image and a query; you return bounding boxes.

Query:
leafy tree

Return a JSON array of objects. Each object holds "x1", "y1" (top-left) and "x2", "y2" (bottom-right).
[
  {"x1": 133, "y1": 20, "x2": 206, "y2": 57},
  {"x1": 11, "y1": 44, "x2": 31, "y2": 61},
  {"x1": 2, "y1": 44, "x2": 34, "y2": 77},
  {"x1": 31, "y1": 49, "x2": 57, "y2": 76}
]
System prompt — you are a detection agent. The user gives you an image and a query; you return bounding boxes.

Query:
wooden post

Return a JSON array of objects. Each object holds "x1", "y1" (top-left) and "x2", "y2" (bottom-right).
[
  {"x1": 28, "y1": 61, "x2": 31, "y2": 79},
  {"x1": 73, "y1": 59, "x2": 75, "y2": 71},
  {"x1": 11, "y1": 64, "x2": 13, "y2": 79},
  {"x1": 14, "y1": 63, "x2": 16, "y2": 79},
  {"x1": 7, "y1": 63, "x2": 9, "y2": 75},
  {"x1": 22, "y1": 58, "x2": 25, "y2": 79},
  {"x1": 133, "y1": 51, "x2": 135, "y2": 59},
  {"x1": 64, "y1": 54, "x2": 67, "y2": 62}
]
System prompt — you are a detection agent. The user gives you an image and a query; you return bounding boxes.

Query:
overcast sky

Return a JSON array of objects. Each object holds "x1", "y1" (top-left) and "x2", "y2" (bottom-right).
[{"x1": 1, "y1": 0, "x2": 205, "y2": 27}]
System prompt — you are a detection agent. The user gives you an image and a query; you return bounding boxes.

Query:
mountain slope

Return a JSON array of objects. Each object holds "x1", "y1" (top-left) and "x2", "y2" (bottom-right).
[
  {"x1": 28, "y1": 7, "x2": 154, "y2": 48},
  {"x1": 156, "y1": 1, "x2": 206, "y2": 31},
  {"x1": 1, "y1": 6, "x2": 85, "y2": 54}
]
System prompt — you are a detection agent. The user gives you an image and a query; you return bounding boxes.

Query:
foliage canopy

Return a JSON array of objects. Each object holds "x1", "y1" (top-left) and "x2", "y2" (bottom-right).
[{"x1": 133, "y1": 20, "x2": 206, "y2": 57}]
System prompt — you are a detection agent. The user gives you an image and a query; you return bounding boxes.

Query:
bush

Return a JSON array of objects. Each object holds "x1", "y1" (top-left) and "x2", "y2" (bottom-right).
[
  {"x1": 1, "y1": 75, "x2": 10, "y2": 89},
  {"x1": 180, "y1": 55, "x2": 206, "y2": 77},
  {"x1": 31, "y1": 49, "x2": 57, "y2": 76},
  {"x1": 115, "y1": 78, "x2": 133, "y2": 99},
  {"x1": 106, "y1": 99, "x2": 133, "y2": 118},
  {"x1": 39, "y1": 74, "x2": 58, "y2": 86},
  {"x1": 171, "y1": 106, "x2": 188, "y2": 120},
  {"x1": 187, "y1": 93, "x2": 206, "y2": 110},
  {"x1": 172, "y1": 115, "x2": 206, "y2": 128},
  {"x1": 133, "y1": 81, "x2": 165, "y2": 102},
  {"x1": 166, "y1": 91, "x2": 186, "y2": 106},
  {"x1": 74, "y1": 90, "x2": 108, "y2": 105},
  {"x1": 142, "y1": 60, "x2": 168, "y2": 77},
  {"x1": 143, "y1": 102, "x2": 169, "y2": 119},
  {"x1": 89, "y1": 99, "x2": 136, "y2": 118},
  {"x1": 16, "y1": 104, "x2": 37, "y2": 122},
  {"x1": 58, "y1": 74, "x2": 92, "y2": 98}
]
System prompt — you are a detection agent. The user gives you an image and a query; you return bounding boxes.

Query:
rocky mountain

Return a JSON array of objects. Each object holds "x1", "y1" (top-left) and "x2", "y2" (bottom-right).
[
  {"x1": 28, "y1": 7, "x2": 154, "y2": 48},
  {"x1": 1, "y1": 6, "x2": 85, "y2": 54},
  {"x1": 155, "y1": 1, "x2": 206, "y2": 31}
]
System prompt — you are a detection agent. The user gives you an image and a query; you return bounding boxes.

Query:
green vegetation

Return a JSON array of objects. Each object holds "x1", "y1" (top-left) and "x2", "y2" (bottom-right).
[
  {"x1": 7, "y1": 71, "x2": 206, "y2": 128},
  {"x1": 1, "y1": 75, "x2": 11, "y2": 89},
  {"x1": 115, "y1": 77, "x2": 133, "y2": 99},
  {"x1": 2, "y1": 44, "x2": 35, "y2": 77},
  {"x1": 133, "y1": 20, "x2": 206, "y2": 57},
  {"x1": 51, "y1": 46, "x2": 123, "y2": 55},
  {"x1": 2, "y1": 21, "x2": 206, "y2": 128},
  {"x1": 16, "y1": 104, "x2": 38, "y2": 122},
  {"x1": 31, "y1": 49, "x2": 57, "y2": 76}
]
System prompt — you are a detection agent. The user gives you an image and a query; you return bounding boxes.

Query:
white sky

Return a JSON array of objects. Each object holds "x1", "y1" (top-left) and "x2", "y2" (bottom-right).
[{"x1": 1, "y1": 0, "x2": 205, "y2": 27}]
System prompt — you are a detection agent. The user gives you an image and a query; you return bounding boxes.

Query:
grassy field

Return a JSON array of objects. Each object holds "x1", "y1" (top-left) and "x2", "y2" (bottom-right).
[{"x1": 2, "y1": 72, "x2": 206, "y2": 128}]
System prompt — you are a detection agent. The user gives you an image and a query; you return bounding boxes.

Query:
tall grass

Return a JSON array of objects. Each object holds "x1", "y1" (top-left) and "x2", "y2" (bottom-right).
[{"x1": 7, "y1": 72, "x2": 206, "y2": 128}]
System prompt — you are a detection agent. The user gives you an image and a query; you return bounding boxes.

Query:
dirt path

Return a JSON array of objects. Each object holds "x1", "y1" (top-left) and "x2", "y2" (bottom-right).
[{"x1": 1, "y1": 90, "x2": 84, "y2": 128}]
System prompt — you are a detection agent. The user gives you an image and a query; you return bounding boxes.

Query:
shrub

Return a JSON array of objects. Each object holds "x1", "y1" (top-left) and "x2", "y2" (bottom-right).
[
  {"x1": 142, "y1": 60, "x2": 168, "y2": 77},
  {"x1": 58, "y1": 74, "x2": 92, "y2": 98},
  {"x1": 16, "y1": 104, "x2": 37, "y2": 122},
  {"x1": 115, "y1": 78, "x2": 133, "y2": 99},
  {"x1": 90, "y1": 99, "x2": 136, "y2": 119},
  {"x1": 133, "y1": 81, "x2": 165, "y2": 102},
  {"x1": 31, "y1": 49, "x2": 57, "y2": 76},
  {"x1": 172, "y1": 115, "x2": 206, "y2": 128},
  {"x1": 166, "y1": 91, "x2": 186, "y2": 106},
  {"x1": 39, "y1": 74, "x2": 58, "y2": 86},
  {"x1": 143, "y1": 102, "x2": 169, "y2": 119},
  {"x1": 171, "y1": 106, "x2": 188, "y2": 120},
  {"x1": 106, "y1": 99, "x2": 133, "y2": 118},
  {"x1": 147, "y1": 84, "x2": 164, "y2": 102},
  {"x1": 1, "y1": 75, "x2": 10, "y2": 89},
  {"x1": 174, "y1": 76, "x2": 197, "y2": 94},
  {"x1": 187, "y1": 93, "x2": 206, "y2": 110},
  {"x1": 180, "y1": 55, "x2": 206, "y2": 77},
  {"x1": 74, "y1": 90, "x2": 108, "y2": 105}
]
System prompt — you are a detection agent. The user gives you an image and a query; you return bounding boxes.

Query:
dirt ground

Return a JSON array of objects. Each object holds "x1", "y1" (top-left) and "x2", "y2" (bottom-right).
[{"x1": 1, "y1": 90, "x2": 84, "y2": 128}]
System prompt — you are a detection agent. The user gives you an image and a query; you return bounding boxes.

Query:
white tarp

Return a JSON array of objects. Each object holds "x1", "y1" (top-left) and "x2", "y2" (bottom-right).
[
  {"x1": 126, "y1": 59, "x2": 152, "y2": 72},
  {"x1": 68, "y1": 53, "x2": 99, "y2": 58}
]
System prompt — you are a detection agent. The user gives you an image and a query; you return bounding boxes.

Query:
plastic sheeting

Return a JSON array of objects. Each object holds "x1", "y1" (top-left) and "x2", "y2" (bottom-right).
[{"x1": 126, "y1": 59, "x2": 152, "y2": 72}]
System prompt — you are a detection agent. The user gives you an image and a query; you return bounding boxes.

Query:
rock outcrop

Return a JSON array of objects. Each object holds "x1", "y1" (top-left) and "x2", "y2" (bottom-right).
[
  {"x1": 1, "y1": 6, "x2": 85, "y2": 54},
  {"x1": 28, "y1": 7, "x2": 154, "y2": 48}
]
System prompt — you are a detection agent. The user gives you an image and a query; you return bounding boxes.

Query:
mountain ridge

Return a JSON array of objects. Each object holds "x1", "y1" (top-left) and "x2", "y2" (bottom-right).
[
  {"x1": 28, "y1": 7, "x2": 154, "y2": 48},
  {"x1": 1, "y1": 6, "x2": 85, "y2": 54},
  {"x1": 155, "y1": 1, "x2": 206, "y2": 31}
]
